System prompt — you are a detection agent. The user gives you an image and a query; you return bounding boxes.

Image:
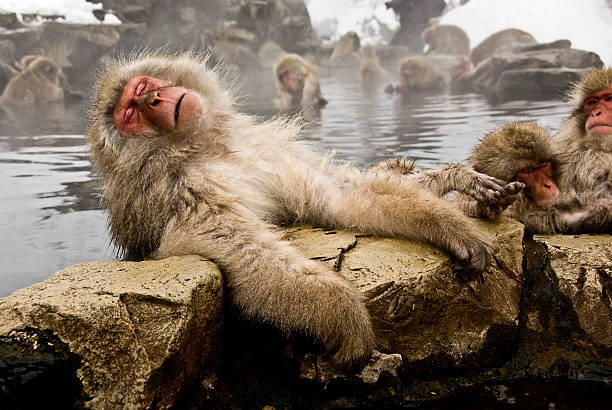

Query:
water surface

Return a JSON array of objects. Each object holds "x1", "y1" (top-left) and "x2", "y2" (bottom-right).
[{"x1": 0, "y1": 67, "x2": 570, "y2": 296}]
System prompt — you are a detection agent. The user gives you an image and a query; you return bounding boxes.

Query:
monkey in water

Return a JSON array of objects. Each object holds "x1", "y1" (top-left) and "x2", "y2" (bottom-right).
[
  {"x1": 359, "y1": 46, "x2": 391, "y2": 90},
  {"x1": 0, "y1": 55, "x2": 64, "y2": 106},
  {"x1": 87, "y1": 51, "x2": 519, "y2": 372},
  {"x1": 385, "y1": 56, "x2": 447, "y2": 94},
  {"x1": 273, "y1": 53, "x2": 327, "y2": 113}
]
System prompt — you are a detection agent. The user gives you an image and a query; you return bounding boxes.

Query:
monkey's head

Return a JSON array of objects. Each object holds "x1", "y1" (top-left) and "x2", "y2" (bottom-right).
[
  {"x1": 274, "y1": 54, "x2": 309, "y2": 93},
  {"x1": 471, "y1": 121, "x2": 559, "y2": 206},
  {"x1": 30, "y1": 57, "x2": 60, "y2": 82},
  {"x1": 566, "y1": 67, "x2": 612, "y2": 152},
  {"x1": 88, "y1": 51, "x2": 235, "y2": 163},
  {"x1": 86, "y1": 51, "x2": 237, "y2": 259}
]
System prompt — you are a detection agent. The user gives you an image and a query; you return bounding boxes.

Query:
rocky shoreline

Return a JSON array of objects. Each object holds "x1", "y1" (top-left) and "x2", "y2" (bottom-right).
[{"x1": 1, "y1": 218, "x2": 610, "y2": 408}]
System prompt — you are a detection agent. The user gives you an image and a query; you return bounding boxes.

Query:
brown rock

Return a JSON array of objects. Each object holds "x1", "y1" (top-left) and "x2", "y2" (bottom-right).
[
  {"x1": 284, "y1": 216, "x2": 525, "y2": 373},
  {"x1": 0, "y1": 255, "x2": 224, "y2": 409}
]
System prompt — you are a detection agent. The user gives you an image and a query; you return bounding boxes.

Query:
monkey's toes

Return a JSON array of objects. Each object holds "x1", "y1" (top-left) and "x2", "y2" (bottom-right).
[{"x1": 505, "y1": 181, "x2": 525, "y2": 194}]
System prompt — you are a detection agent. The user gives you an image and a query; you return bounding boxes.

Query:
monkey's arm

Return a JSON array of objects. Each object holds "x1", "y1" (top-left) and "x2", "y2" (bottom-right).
[
  {"x1": 276, "y1": 88, "x2": 295, "y2": 112},
  {"x1": 511, "y1": 193, "x2": 611, "y2": 234},
  {"x1": 155, "y1": 207, "x2": 374, "y2": 371},
  {"x1": 301, "y1": 74, "x2": 326, "y2": 108}
]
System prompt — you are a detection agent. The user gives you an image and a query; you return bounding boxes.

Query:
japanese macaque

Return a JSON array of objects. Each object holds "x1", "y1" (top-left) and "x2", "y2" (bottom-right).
[
  {"x1": 421, "y1": 24, "x2": 470, "y2": 56},
  {"x1": 471, "y1": 76, "x2": 612, "y2": 234},
  {"x1": 329, "y1": 31, "x2": 361, "y2": 67},
  {"x1": 552, "y1": 67, "x2": 612, "y2": 232},
  {"x1": 469, "y1": 28, "x2": 536, "y2": 67},
  {"x1": 470, "y1": 121, "x2": 561, "y2": 226},
  {"x1": 387, "y1": 56, "x2": 446, "y2": 94},
  {"x1": 87, "y1": 51, "x2": 512, "y2": 372},
  {"x1": 359, "y1": 46, "x2": 391, "y2": 90},
  {"x1": 273, "y1": 53, "x2": 327, "y2": 113},
  {"x1": 0, "y1": 55, "x2": 64, "y2": 106}
]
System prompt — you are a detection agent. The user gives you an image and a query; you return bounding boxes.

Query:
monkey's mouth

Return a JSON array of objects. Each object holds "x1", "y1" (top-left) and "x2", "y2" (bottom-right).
[
  {"x1": 175, "y1": 93, "x2": 186, "y2": 126},
  {"x1": 587, "y1": 123, "x2": 612, "y2": 131}
]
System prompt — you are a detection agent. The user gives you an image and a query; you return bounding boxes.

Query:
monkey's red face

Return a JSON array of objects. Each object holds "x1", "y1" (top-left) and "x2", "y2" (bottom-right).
[
  {"x1": 516, "y1": 161, "x2": 558, "y2": 207},
  {"x1": 114, "y1": 76, "x2": 203, "y2": 137},
  {"x1": 583, "y1": 88, "x2": 612, "y2": 138},
  {"x1": 280, "y1": 69, "x2": 294, "y2": 90}
]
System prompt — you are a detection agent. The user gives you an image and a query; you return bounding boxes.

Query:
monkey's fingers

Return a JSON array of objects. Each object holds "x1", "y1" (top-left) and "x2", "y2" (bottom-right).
[
  {"x1": 470, "y1": 186, "x2": 502, "y2": 203},
  {"x1": 504, "y1": 181, "x2": 525, "y2": 195},
  {"x1": 451, "y1": 239, "x2": 493, "y2": 275},
  {"x1": 479, "y1": 175, "x2": 507, "y2": 191}
]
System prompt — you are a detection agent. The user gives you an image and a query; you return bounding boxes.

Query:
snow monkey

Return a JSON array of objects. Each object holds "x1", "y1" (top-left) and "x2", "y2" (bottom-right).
[
  {"x1": 359, "y1": 46, "x2": 391, "y2": 90},
  {"x1": 273, "y1": 53, "x2": 327, "y2": 113},
  {"x1": 0, "y1": 56, "x2": 64, "y2": 106},
  {"x1": 87, "y1": 51, "x2": 518, "y2": 372},
  {"x1": 471, "y1": 84, "x2": 611, "y2": 234},
  {"x1": 391, "y1": 56, "x2": 447, "y2": 94},
  {"x1": 470, "y1": 121, "x2": 565, "y2": 231}
]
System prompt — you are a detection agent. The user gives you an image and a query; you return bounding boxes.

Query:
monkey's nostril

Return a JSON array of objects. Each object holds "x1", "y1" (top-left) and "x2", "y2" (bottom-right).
[{"x1": 151, "y1": 99, "x2": 160, "y2": 106}]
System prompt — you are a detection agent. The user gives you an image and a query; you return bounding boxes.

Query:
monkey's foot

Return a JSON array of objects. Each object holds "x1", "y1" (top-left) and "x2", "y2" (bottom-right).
[
  {"x1": 482, "y1": 181, "x2": 525, "y2": 219},
  {"x1": 463, "y1": 172, "x2": 509, "y2": 203}
]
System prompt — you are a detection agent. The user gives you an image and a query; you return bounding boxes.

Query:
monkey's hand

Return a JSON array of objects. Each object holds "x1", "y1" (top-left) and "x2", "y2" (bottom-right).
[{"x1": 557, "y1": 199, "x2": 611, "y2": 233}]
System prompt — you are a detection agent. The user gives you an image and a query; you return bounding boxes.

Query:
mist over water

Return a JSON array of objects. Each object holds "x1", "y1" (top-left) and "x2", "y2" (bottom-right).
[{"x1": 0, "y1": 67, "x2": 570, "y2": 296}]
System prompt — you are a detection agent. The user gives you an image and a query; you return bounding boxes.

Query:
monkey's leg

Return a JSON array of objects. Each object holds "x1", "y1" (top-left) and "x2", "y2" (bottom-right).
[
  {"x1": 155, "y1": 211, "x2": 375, "y2": 371},
  {"x1": 329, "y1": 178, "x2": 495, "y2": 274}
]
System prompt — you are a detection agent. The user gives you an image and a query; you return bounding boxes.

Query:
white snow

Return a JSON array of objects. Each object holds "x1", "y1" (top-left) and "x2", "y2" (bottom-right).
[
  {"x1": 307, "y1": 0, "x2": 399, "y2": 45},
  {"x1": 0, "y1": 0, "x2": 121, "y2": 25}
]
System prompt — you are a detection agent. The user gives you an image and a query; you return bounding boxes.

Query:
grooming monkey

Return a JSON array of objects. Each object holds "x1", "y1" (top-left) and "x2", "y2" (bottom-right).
[
  {"x1": 87, "y1": 51, "x2": 517, "y2": 372},
  {"x1": 273, "y1": 53, "x2": 327, "y2": 113},
  {"x1": 470, "y1": 121, "x2": 565, "y2": 230}
]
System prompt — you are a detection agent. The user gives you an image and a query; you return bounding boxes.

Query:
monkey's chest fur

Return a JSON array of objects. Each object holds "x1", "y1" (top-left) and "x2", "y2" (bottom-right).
[{"x1": 104, "y1": 136, "x2": 355, "y2": 260}]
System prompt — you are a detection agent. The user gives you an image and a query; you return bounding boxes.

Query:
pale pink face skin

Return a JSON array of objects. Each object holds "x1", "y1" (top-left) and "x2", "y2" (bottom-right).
[
  {"x1": 516, "y1": 161, "x2": 558, "y2": 207},
  {"x1": 113, "y1": 76, "x2": 203, "y2": 137},
  {"x1": 583, "y1": 88, "x2": 612, "y2": 139}
]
